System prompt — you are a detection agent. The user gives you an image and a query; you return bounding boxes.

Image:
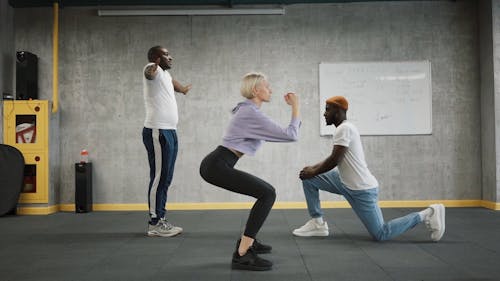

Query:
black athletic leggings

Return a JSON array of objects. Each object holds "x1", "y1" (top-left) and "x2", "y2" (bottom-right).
[{"x1": 199, "y1": 146, "x2": 276, "y2": 239}]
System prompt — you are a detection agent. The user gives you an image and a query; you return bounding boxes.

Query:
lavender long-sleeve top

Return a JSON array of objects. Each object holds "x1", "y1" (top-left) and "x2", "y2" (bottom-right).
[{"x1": 222, "y1": 99, "x2": 301, "y2": 156}]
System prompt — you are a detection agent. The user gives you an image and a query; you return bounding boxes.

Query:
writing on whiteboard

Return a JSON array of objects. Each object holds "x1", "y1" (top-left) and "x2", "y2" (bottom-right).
[{"x1": 319, "y1": 61, "x2": 432, "y2": 136}]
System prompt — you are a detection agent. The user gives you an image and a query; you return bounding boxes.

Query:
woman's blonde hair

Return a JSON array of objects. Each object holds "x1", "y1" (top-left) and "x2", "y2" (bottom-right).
[{"x1": 240, "y1": 72, "x2": 267, "y2": 99}]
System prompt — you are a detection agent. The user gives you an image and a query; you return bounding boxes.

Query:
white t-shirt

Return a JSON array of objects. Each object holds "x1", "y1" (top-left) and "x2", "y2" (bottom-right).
[
  {"x1": 333, "y1": 120, "x2": 378, "y2": 190},
  {"x1": 143, "y1": 63, "x2": 178, "y2": 129}
]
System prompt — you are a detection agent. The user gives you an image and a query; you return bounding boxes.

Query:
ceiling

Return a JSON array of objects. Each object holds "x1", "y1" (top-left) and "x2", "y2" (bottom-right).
[{"x1": 8, "y1": 0, "x2": 444, "y2": 8}]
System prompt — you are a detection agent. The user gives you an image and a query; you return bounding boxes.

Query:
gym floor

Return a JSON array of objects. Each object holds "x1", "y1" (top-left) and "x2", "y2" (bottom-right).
[{"x1": 1, "y1": 207, "x2": 499, "y2": 281}]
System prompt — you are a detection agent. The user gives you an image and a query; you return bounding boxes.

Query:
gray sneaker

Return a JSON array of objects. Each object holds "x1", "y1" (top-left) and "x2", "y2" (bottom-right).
[
  {"x1": 292, "y1": 219, "x2": 329, "y2": 237},
  {"x1": 147, "y1": 218, "x2": 183, "y2": 237}
]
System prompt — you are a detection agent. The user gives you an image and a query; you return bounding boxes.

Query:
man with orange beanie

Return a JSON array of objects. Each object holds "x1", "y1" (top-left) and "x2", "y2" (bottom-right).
[{"x1": 292, "y1": 96, "x2": 446, "y2": 242}]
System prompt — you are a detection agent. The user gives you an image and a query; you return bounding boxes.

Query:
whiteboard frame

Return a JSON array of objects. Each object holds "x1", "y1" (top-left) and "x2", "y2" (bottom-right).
[{"x1": 319, "y1": 61, "x2": 432, "y2": 136}]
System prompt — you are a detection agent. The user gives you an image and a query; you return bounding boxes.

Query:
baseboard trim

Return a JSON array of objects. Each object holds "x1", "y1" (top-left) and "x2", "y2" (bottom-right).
[
  {"x1": 52, "y1": 199, "x2": 500, "y2": 213},
  {"x1": 480, "y1": 200, "x2": 500, "y2": 210},
  {"x1": 16, "y1": 200, "x2": 500, "y2": 214},
  {"x1": 16, "y1": 205, "x2": 59, "y2": 215}
]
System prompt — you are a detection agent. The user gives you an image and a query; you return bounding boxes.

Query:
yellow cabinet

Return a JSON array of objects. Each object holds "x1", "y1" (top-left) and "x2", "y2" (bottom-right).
[
  {"x1": 3, "y1": 100, "x2": 48, "y2": 152},
  {"x1": 18, "y1": 151, "x2": 48, "y2": 203},
  {"x1": 3, "y1": 100, "x2": 50, "y2": 204}
]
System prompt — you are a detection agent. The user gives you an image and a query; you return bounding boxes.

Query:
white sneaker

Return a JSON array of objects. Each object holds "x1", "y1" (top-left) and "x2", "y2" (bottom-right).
[
  {"x1": 293, "y1": 219, "x2": 329, "y2": 237},
  {"x1": 424, "y1": 204, "x2": 445, "y2": 241},
  {"x1": 147, "y1": 218, "x2": 183, "y2": 237}
]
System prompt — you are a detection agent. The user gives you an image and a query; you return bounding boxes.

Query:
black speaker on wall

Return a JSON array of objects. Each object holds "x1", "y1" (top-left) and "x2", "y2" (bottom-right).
[
  {"x1": 75, "y1": 163, "x2": 93, "y2": 213},
  {"x1": 16, "y1": 51, "x2": 38, "y2": 100}
]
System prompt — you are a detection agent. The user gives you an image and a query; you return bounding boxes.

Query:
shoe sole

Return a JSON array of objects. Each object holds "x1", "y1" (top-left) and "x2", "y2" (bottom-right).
[
  {"x1": 292, "y1": 230, "x2": 329, "y2": 237},
  {"x1": 147, "y1": 230, "x2": 182, "y2": 237},
  {"x1": 430, "y1": 204, "x2": 445, "y2": 241},
  {"x1": 231, "y1": 263, "x2": 272, "y2": 271}
]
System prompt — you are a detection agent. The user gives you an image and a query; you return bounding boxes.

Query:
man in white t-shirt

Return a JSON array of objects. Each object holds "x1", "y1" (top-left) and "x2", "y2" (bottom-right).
[
  {"x1": 142, "y1": 45, "x2": 191, "y2": 237},
  {"x1": 293, "y1": 96, "x2": 446, "y2": 242}
]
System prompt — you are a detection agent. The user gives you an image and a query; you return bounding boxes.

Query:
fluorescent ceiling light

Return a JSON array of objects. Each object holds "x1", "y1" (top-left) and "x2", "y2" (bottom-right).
[{"x1": 97, "y1": 7, "x2": 285, "y2": 16}]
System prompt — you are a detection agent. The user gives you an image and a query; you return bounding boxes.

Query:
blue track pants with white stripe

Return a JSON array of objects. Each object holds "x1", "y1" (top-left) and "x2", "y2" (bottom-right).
[{"x1": 142, "y1": 127, "x2": 178, "y2": 225}]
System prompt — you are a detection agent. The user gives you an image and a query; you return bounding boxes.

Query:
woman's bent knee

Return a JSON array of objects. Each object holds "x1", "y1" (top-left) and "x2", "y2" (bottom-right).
[{"x1": 261, "y1": 185, "x2": 276, "y2": 202}]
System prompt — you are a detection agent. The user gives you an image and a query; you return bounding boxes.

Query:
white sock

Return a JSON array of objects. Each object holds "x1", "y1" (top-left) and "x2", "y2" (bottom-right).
[
  {"x1": 419, "y1": 208, "x2": 433, "y2": 221},
  {"x1": 314, "y1": 217, "x2": 324, "y2": 225}
]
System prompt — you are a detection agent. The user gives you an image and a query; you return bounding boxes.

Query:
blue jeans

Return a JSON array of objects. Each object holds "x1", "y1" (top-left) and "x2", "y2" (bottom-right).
[{"x1": 302, "y1": 169, "x2": 422, "y2": 241}]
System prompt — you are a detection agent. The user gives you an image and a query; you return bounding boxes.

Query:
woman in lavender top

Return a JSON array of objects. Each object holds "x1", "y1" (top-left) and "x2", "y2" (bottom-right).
[{"x1": 200, "y1": 72, "x2": 300, "y2": 271}]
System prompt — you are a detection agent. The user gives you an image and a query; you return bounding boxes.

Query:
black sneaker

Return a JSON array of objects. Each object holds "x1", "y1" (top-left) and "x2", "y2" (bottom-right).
[
  {"x1": 231, "y1": 247, "x2": 273, "y2": 271},
  {"x1": 236, "y1": 239, "x2": 272, "y2": 254},
  {"x1": 253, "y1": 239, "x2": 272, "y2": 254}
]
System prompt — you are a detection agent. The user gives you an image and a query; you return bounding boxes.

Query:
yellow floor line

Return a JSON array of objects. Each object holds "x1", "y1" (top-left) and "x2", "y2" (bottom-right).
[{"x1": 17, "y1": 200, "x2": 500, "y2": 215}]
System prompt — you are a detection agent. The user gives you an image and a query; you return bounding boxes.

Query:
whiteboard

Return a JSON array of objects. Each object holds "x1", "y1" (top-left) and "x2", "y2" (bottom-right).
[{"x1": 319, "y1": 61, "x2": 432, "y2": 136}]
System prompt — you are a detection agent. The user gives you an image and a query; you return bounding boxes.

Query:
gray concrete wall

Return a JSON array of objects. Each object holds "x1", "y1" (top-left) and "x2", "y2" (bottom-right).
[
  {"x1": 13, "y1": 1, "x2": 482, "y2": 205},
  {"x1": 494, "y1": 0, "x2": 500, "y2": 202},
  {"x1": 49, "y1": 109, "x2": 61, "y2": 206},
  {"x1": 0, "y1": 2, "x2": 14, "y2": 140},
  {"x1": 480, "y1": 0, "x2": 496, "y2": 202}
]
